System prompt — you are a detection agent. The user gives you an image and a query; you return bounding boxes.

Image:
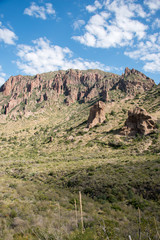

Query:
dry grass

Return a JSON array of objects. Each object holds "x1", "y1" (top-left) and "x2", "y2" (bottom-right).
[{"x1": 0, "y1": 89, "x2": 160, "y2": 239}]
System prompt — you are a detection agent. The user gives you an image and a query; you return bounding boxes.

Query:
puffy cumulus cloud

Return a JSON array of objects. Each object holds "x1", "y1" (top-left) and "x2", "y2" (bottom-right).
[
  {"x1": 16, "y1": 37, "x2": 118, "y2": 75},
  {"x1": 0, "y1": 65, "x2": 6, "y2": 86},
  {"x1": 24, "y1": 2, "x2": 56, "y2": 20},
  {"x1": 77, "y1": 0, "x2": 160, "y2": 74},
  {"x1": 125, "y1": 33, "x2": 160, "y2": 73},
  {"x1": 0, "y1": 21, "x2": 17, "y2": 45},
  {"x1": 86, "y1": 0, "x2": 102, "y2": 12},
  {"x1": 144, "y1": 0, "x2": 160, "y2": 13},
  {"x1": 73, "y1": 20, "x2": 85, "y2": 30},
  {"x1": 73, "y1": 0, "x2": 148, "y2": 48}
]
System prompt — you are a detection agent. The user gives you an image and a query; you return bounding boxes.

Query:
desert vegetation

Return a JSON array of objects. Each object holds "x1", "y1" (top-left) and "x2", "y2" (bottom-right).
[{"x1": 0, "y1": 69, "x2": 160, "y2": 240}]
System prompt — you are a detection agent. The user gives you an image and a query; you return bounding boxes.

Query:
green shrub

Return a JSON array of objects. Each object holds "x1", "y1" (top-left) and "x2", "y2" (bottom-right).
[
  {"x1": 108, "y1": 140, "x2": 126, "y2": 149},
  {"x1": 122, "y1": 108, "x2": 127, "y2": 114},
  {"x1": 76, "y1": 131, "x2": 85, "y2": 136},
  {"x1": 127, "y1": 197, "x2": 148, "y2": 210},
  {"x1": 105, "y1": 113, "x2": 109, "y2": 121},
  {"x1": 9, "y1": 183, "x2": 17, "y2": 189},
  {"x1": 1, "y1": 108, "x2": 5, "y2": 114},
  {"x1": 86, "y1": 142, "x2": 94, "y2": 147},
  {"x1": 110, "y1": 110, "x2": 115, "y2": 116},
  {"x1": 10, "y1": 209, "x2": 17, "y2": 218},
  {"x1": 134, "y1": 134, "x2": 144, "y2": 142}
]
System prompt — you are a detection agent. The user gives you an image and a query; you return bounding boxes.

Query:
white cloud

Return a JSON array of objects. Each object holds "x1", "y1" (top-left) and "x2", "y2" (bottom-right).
[
  {"x1": 0, "y1": 65, "x2": 6, "y2": 86},
  {"x1": 0, "y1": 21, "x2": 17, "y2": 45},
  {"x1": 16, "y1": 37, "x2": 119, "y2": 75},
  {"x1": 73, "y1": 0, "x2": 148, "y2": 48},
  {"x1": 86, "y1": 0, "x2": 102, "y2": 12},
  {"x1": 152, "y1": 18, "x2": 160, "y2": 29},
  {"x1": 0, "y1": 76, "x2": 5, "y2": 86},
  {"x1": 144, "y1": 0, "x2": 160, "y2": 13},
  {"x1": 73, "y1": 20, "x2": 85, "y2": 30},
  {"x1": 125, "y1": 33, "x2": 160, "y2": 73},
  {"x1": 45, "y1": 3, "x2": 55, "y2": 15},
  {"x1": 73, "y1": 0, "x2": 160, "y2": 74},
  {"x1": 24, "y1": 2, "x2": 56, "y2": 20}
]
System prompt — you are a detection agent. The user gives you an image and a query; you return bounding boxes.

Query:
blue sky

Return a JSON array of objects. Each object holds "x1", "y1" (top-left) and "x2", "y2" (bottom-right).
[{"x1": 0, "y1": 0, "x2": 160, "y2": 86}]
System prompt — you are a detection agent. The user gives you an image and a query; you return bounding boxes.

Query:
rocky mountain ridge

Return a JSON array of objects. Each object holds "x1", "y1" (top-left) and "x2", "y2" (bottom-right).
[
  {"x1": 0, "y1": 68, "x2": 159, "y2": 240},
  {"x1": 0, "y1": 67, "x2": 155, "y2": 117}
]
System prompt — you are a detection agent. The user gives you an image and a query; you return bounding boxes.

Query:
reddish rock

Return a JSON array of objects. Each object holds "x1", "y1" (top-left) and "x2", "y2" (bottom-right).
[
  {"x1": 85, "y1": 87, "x2": 99, "y2": 102},
  {"x1": 121, "y1": 107, "x2": 156, "y2": 136},
  {"x1": 87, "y1": 101, "x2": 106, "y2": 128},
  {"x1": 115, "y1": 67, "x2": 155, "y2": 95},
  {"x1": 48, "y1": 79, "x2": 53, "y2": 89},
  {"x1": 5, "y1": 98, "x2": 21, "y2": 114},
  {"x1": 124, "y1": 67, "x2": 130, "y2": 76},
  {"x1": 101, "y1": 87, "x2": 109, "y2": 102},
  {"x1": 2, "y1": 75, "x2": 22, "y2": 96},
  {"x1": 0, "y1": 68, "x2": 155, "y2": 115},
  {"x1": 54, "y1": 74, "x2": 63, "y2": 95}
]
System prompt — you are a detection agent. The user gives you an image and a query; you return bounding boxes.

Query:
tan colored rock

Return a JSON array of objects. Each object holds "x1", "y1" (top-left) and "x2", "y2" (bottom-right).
[
  {"x1": 87, "y1": 101, "x2": 106, "y2": 128},
  {"x1": 122, "y1": 107, "x2": 156, "y2": 136},
  {"x1": 68, "y1": 135, "x2": 74, "y2": 141}
]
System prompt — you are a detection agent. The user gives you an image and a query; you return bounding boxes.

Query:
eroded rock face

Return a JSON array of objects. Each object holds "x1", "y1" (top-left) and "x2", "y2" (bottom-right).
[
  {"x1": 1, "y1": 75, "x2": 22, "y2": 96},
  {"x1": 0, "y1": 69, "x2": 118, "y2": 114},
  {"x1": 0, "y1": 68, "x2": 155, "y2": 116},
  {"x1": 122, "y1": 107, "x2": 156, "y2": 136},
  {"x1": 87, "y1": 101, "x2": 106, "y2": 128},
  {"x1": 114, "y1": 67, "x2": 155, "y2": 96}
]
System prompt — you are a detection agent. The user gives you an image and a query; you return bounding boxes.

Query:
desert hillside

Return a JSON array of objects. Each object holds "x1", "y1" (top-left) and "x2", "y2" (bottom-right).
[{"x1": 0, "y1": 68, "x2": 159, "y2": 240}]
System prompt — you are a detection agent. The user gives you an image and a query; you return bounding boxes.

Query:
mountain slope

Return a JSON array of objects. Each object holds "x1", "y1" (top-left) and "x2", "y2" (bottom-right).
[
  {"x1": 0, "y1": 68, "x2": 159, "y2": 240},
  {"x1": 0, "y1": 68, "x2": 155, "y2": 119}
]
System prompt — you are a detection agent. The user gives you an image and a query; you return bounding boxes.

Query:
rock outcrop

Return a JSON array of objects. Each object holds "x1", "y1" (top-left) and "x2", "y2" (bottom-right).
[
  {"x1": 0, "y1": 68, "x2": 155, "y2": 116},
  {"x1": 114, "y1": 67, "x2": 155, "y2": 96},
  {"x1": 0, "y1": 69, "x2": 119, "y2": 114},
  {"x1": 0, "y1": 75, "x2": 22, "y2": 96},
  {"x1": 121, "y1": 107, "x2": 156, "y2": 136},
  {"x1": 87, "y1": 101, "x2": 106, "y2": 128}
]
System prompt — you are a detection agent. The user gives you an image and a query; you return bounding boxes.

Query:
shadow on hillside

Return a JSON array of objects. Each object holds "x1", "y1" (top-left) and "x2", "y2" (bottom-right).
[
  {"x1": 102, "y1": 127, "x2": 122, "y2": 135},
  {"x1": 66, "y1": 120, "x2": 88, "y2": 132},
  {"x1": 78, "y1": 95, "x2": 103, "y2": 106}
]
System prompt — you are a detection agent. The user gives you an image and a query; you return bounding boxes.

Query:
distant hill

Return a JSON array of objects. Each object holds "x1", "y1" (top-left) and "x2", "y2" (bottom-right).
[{"x1": 0, "y1": 67, "x2": 155, "y2": 119}]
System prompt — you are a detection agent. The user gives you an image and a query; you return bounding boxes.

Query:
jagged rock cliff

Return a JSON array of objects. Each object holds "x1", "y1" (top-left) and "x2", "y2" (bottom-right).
[
  {"x1": 0, "y1": 68, "x2": 155, "y2": 117},
  {"x1": 114, "y1": 67, "x2": 155, "y2": 95}
]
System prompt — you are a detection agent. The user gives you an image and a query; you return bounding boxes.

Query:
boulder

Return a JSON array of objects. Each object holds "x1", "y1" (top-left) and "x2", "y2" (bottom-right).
[
  {"x1": 122, "y1": 107, "x2": 156, "y2": 136},
  {"x1": 87, "y1": 101, "x2": 106, "y2": 128}
]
